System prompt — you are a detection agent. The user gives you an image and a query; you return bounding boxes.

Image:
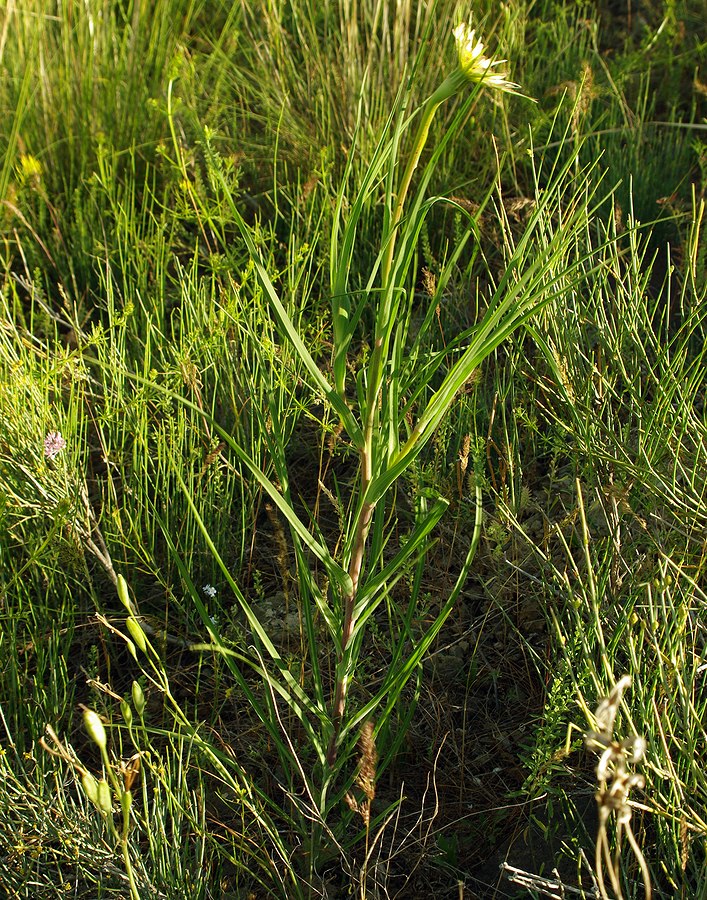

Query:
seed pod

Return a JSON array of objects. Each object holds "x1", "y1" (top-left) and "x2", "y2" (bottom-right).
[
  {"x1": 81, "y1": 771, "x2": 99, "y2": 807},
  {"x1": 126, "y1": 617, "x2": 147, "y2": 653},
  {"x1": 117, "y1": 575, "x2": 132, "y2": 612},
  {"x1": 125, "y1": 637, "x2": 137, "y2": 661},
  {"x1": 120, "y1": 699, "x2": 133, "y2": 728},
  {"x1": 83, "y1": 710, "x2": 107, "y2": 753},
  {"x1": 97, "y1": 779, "x2": 113, "y2": 816},
  {"x1": 121, "y1": 790, "x2": 133, "y2": 818},
  {"x1": 132, "y1": 681, "x2": 146, "y2": 718}
]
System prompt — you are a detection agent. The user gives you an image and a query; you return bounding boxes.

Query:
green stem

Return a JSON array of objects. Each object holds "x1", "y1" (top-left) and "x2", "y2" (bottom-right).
[
  {"x1": 121, "y1": 819, "x2": 141, "y2": 900},
  {"x1": 326, "y1": 447, "x2": 374, "y2": 766},
  {"x1": 326, "y1": 72, "x2": 464, "y2": 767},
  {"x1": 367, "y1": 74, "x2": 461, "y2": 473},
  {"x1": 380, "y1": 73, "x2": 462, "y2": 287},
  {"x1": 100, "y1": 745, "x2": 140, "y2": 900}
]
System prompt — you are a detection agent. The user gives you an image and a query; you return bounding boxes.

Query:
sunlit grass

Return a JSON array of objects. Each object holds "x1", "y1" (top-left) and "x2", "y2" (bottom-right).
[{"x1": 1, "y1": 1, "x2": 705, "y2": 897}]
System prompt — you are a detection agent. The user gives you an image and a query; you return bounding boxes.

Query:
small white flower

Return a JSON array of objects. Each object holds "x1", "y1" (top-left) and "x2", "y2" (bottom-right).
[
  {"x1": 44, "y1": 431, "x2": 67, "y2": 460},
  {"x1": 202, "y1": 584, "x2": 217, "y2": 599},
  {"x1": 453, "y1": 22, "x2": 521, "y2": 94}
]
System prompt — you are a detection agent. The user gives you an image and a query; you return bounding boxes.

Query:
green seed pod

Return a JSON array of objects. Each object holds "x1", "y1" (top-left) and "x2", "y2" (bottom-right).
[
  {"x1": 81, "y1": 771, "x2": 99, "y2": 807},
  {"x1": 97, "y1": 779, "x2": 113, "y2": 816},
  {"x1": 117, "y1": 575, "x2": 132, "y2": 612},
  {"x1": 132, "y1": 681, "x2": 146, "y2": 718},
  {"x1": 126, "y1": 617, "x2": 147, "y2": 653},
  {"x1": 83, "y1": 710, "x2": 107, "y2": 753},
  {"x1": 121, "y1": 790, "x2": 133, "y2": 818},
  {"x1": 120, "y1": 699, "x2": 133, "y2": 728}
]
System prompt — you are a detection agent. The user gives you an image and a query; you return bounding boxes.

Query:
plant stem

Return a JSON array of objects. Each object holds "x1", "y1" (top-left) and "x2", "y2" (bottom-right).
[
  {"x1": 326, "y1": 447, "x2": 374, "y2": 765},
  {"x1": 381, "y1": 74, "x2": 460, "y2": 287},
  {"x1": 121, "y1": 830, "x2": 141, "y2": 900},
  {"x1": 326, "y1": 75, "x2": 461, "y2": 767}
]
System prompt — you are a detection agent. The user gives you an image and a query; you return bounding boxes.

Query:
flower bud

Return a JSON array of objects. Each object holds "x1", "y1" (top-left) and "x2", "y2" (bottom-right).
[
  {"x1": 117, "y1": 575, "x2": 132, "y2": 612},
  {"x1": 132, "y1": 681, "x2": 146, "y2": 718},
  {"x1": 83, "y1": 709, "x2": 107, "y2": 753},
  {"x1": 81, "y1": 771, "x2": 99, "y2": 806},
  {"x1": 126, "y1": 617, "x2": 147, "y2": 653},
  {"x1": 96, "y1": 779, "x2": 113, "y2": 816},
  {"x1": 120, "y1": 699, "x2": 133, "y2": 728}
]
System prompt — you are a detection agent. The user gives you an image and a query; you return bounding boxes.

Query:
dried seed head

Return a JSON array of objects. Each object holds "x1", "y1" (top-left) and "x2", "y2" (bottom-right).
[
  {"x1": 121, "y1": 754, "x2": 141, "y2": 792},
  {"x1": 356, "y1": 720, "x2": 378, "y2": 804}
]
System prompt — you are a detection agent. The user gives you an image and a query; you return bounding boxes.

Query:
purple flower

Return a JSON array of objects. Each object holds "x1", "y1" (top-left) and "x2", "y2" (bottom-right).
[{"x1": 44, "y1": 431, "x2": 67, "y2": 460}]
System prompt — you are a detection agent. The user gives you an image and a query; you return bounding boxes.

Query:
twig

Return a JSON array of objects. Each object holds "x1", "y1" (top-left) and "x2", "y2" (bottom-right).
[{"x1": 502, "y1": 862, "x2": 600, "y2": 899}]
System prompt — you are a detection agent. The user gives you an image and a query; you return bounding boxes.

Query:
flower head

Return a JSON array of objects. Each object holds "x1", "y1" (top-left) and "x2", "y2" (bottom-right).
[
  {"x1": 453, "y1": 22, "x2": 521, "y2": 94},
  {"x1": 18, "y1": 154, "x2": 43, "y2": 189},
  {"x1": 202, "y1": 584, "x2": 217, "y2": 599},
  {"x1": 44, "y1": 431, "x2": 66, "y2": 460}
]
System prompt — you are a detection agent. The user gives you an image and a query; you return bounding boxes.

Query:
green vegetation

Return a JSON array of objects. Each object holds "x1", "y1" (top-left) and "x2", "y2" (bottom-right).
[{"x1": 1, "y1": 1, "x2": 705, "y2": 897}]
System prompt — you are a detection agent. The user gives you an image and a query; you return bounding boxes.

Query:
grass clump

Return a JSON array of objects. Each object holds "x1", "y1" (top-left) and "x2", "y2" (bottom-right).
[{"x1": 1, "y1": 1, "x2": 706, "y2": 897}]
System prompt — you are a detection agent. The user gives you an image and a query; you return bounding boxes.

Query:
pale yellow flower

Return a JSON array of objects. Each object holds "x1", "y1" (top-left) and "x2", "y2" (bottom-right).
[
  {"x1": 453, "y1": 22, "x2": 521, "y2": 94},
  {"x1": 18, "y1": 154, "x2": 43, "y2": 187}
]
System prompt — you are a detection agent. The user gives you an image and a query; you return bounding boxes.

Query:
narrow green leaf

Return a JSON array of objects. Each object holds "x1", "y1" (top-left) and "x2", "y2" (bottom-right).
[{"x1": 202, "y1": 138, "x2": 364, "y2": 448}]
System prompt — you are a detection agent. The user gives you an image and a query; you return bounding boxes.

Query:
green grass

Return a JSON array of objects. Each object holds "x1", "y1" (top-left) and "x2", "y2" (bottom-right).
[{"x1": 1, "y1": 1, "x2": 706, "y2": 897}]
